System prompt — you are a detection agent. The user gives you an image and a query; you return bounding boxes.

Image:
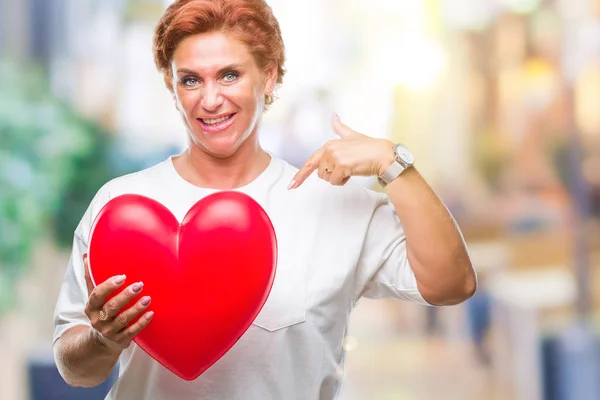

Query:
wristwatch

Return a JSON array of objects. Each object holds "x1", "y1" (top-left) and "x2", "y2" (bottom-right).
[{"x1": 377, "y1": 144, "x2": 415, "y2": 187}]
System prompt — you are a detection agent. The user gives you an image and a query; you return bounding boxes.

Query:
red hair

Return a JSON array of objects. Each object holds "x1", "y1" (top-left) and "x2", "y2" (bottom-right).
[{"x1": 153, "y1": 0, "x2": 286, "y2": 104}]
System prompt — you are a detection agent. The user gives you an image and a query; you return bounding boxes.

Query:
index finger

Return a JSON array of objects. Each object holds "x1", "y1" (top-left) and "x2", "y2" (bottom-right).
[{"x1": 289, "y1": 147, "x2": 324, "y2": 189}]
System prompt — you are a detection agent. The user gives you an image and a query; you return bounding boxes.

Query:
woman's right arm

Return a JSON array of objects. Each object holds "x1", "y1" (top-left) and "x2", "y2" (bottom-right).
[
  {"x1": 54, "y1": 255, "x2": 153, "y2": 387},
  {"x1": 53, "y1": 325, "x2": 122, "y2": 387}
]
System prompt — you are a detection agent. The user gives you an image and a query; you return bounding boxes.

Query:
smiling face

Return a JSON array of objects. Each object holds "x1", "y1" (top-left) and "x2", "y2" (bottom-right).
[{"x1": 171, "y1": 31, "x2": 276, "y2": 159}]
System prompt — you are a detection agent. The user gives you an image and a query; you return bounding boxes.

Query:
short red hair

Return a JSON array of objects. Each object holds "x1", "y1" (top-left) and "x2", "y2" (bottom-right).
[{"x1": 153, "y1": 0, "x2": 286, "y2": 103}]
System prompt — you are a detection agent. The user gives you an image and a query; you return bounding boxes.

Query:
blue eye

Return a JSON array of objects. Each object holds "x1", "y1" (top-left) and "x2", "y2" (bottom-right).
[
  {"x1": 181, "y1": 77, "x2": 199, "y2": 87},
  {"x1": 222, "y1": 72, "x2": 239, "y2": 82}
]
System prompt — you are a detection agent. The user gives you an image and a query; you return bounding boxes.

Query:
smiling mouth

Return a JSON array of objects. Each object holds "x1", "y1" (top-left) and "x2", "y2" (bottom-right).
[
  {"x1": 199, "y1": 113, "x2": 235, "y2": 126},
  {"x1": 196, "y1": 113, "x2": 236, "y2": 133}
]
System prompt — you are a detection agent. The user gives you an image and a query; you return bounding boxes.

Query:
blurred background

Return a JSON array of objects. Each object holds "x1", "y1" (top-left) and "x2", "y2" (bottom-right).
[{"x1": 1, "y1": 0, "x2": 600, "y2": 399}]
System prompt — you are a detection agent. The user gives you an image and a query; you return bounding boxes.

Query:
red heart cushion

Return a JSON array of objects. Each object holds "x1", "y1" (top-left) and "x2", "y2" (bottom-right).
[{"x1": 88, "y1": 192, "x2": 277, "y2": 380}]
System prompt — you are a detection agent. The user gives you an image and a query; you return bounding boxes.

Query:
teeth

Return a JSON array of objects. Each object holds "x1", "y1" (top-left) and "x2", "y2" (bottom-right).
[{"x1": 201, "y1": 115, "x2": 232, "y2": 125}]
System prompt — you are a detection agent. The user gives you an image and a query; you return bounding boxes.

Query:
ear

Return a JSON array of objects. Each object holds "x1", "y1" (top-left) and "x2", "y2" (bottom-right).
[
  {"x1": 263, "y1": 63, "x2": 278, "y2": 96},
  {"x1": 173, "y1": 94, "x2": 180, "y2": 112},
  {"x1": 170, "y1": 80, "x2": 182, "y2": 112},
  {"x1": 171, "y1": 89, "x2": 181, "y2": 112},
  {"x1": 164, "y1": 69, "x2": 180, "y2": 111}
]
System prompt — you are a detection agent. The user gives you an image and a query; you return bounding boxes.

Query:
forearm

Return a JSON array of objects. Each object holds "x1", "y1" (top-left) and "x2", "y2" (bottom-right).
[
  {"x1": 386, "y1": 167, "x2": 476, "y2": 305},
  {"x1": 54, "y1": 325, "x2": 121, "y2": 387}
]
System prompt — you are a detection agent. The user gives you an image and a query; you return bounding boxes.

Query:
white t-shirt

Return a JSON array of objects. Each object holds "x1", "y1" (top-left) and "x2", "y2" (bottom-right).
[{"x1": 53, "y1": 154, "x2": 430, "y2": 400}]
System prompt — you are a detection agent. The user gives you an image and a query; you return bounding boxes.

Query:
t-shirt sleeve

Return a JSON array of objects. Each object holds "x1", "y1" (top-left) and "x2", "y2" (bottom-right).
[
  {"x1": 52, "y1": 183, "x2": 112, "y2": 344},
  {"x1": 52, "y1": 233, "x2": 92, "y2": 344},
  {"x1": 353, "y1": 192, "x2": 432, "y2": 306}
]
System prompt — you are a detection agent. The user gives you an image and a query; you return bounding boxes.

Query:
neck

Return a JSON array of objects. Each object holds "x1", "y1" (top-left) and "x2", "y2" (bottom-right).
[{"x1": 173, "y1": 134, "x2": 271, "y2": 190}]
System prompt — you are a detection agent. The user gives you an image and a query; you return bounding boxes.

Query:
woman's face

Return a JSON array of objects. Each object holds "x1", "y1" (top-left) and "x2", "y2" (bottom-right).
[{"x1": 171, "y1": 31, "x2": 276, "y2": 158}]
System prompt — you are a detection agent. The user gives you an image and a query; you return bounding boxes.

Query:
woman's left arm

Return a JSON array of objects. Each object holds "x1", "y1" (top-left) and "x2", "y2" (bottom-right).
[
  {"x1": 290, "y1": 114, "x2": 477, "y2": 306},
  {"x1": 383, "y1": 166, "x2": 476, "y2": 305}
]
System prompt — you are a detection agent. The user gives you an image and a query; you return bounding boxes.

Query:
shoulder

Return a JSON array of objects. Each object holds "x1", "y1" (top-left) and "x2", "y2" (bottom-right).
[
  {"x1": 100, "y1": 160, "x2": 169, "y2": 197},
  {"x1": 74, "y1": 159, "x2": 170, "y2": 243}
]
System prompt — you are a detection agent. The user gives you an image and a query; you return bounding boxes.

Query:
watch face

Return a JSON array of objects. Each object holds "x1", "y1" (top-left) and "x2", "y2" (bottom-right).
[{"x1": 395, "y1": 145, "x2": 415, "y2": 164}]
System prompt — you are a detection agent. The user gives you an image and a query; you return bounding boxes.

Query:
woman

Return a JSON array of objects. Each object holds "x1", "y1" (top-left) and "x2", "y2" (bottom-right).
[{"x1": 53, "y1": 0, "x2": 477, "y2": 398}]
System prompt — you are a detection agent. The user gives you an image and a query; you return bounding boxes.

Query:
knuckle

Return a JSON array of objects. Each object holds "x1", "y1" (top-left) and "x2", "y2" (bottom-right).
[
  {"x1": 123, "y1": 327, "x2": 137, "y2": 340},
  {"x1": 89, "y1": 291, "x2": 100, "y2": 303},
  {"x1": 137, "y1": 316, "x2": 151, "y2": 329},
  {"x1": 136, "y1": 321, "x2": 149, "y2": 333},
  {"x1": 331, "y1": 151, "x2": 342, "y2": 163},
  {"x1": 116, "y1": 313, "x2": 129, "y2": 327},
  {"x1": 105, "y1": 300, "x2": 118, "y2": 313},
  {"x1": 124, "y1": 325, "x2": 136, "y2": 335},
  {"x1": 115, "y1": 335, "x2": 130, "y2": 347},
  {"x1": 130, "y1": 325, "x2": 142, "y2": 336},
  {"x1": 113, "y1": 332, "x2": 125, "y2": 343}
]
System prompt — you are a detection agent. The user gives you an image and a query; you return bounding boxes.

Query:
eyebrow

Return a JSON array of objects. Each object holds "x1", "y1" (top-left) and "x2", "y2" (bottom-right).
[{"x1": 176, "y1": 63, "x2": 243, "y2": 75}]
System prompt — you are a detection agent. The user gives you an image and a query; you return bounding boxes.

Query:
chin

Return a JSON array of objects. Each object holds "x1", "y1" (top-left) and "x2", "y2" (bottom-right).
[{"x1": 194, "y1": 136, "x2": 245, "y2": 159}]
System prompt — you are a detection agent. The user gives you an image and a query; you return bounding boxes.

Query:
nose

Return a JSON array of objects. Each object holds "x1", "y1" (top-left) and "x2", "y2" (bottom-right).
[{"x1": 200, "y1": 83, "x2": 224, "y2": 112}]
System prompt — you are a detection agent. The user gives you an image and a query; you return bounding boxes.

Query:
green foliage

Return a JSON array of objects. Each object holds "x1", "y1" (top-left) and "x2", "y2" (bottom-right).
[
  {"x1": 50, "y1": 114, "x2": 117, "y2": 248},
  {"x1": 0, "y1": 61, "x2": 119, "y2": 315}
]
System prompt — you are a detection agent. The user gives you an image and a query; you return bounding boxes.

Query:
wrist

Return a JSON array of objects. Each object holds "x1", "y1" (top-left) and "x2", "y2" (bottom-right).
[
  {"x1": 386, "y1": 164, "x2": 418, "y2": 187},
  {"x1": 377, "y1": 142, "x2": 416, "y2": 186},
  {"x1": 88, "y1": 327, "x2": 123, "y2": 355},
  {"x1": 377, "y1": 140, "x2": 396, "y2": 176}
]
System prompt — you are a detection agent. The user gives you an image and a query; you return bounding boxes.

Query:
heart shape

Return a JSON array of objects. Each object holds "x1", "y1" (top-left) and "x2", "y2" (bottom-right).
[{"x1": 88, "y1": 192, "x2": 277, "y2": 380}]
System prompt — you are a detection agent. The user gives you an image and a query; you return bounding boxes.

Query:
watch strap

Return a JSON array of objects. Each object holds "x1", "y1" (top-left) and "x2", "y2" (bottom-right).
[{"x1": 378, "y1": 160, "x2": 405, "y2": 187}]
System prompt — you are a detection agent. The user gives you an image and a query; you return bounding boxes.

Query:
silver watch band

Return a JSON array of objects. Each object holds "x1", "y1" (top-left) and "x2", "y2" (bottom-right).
[{"x1": 378, "y1": 161, "x2": 406, "y2": 187}]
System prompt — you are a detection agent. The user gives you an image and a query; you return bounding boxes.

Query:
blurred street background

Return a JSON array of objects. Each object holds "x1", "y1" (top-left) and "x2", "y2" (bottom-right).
[{"x1": 1, "y1": 0, "x2": 600, "y2": 399}]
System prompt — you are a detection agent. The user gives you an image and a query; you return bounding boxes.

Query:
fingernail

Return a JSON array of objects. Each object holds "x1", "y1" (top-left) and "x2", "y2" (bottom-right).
[
  {"x1": 114, "y1": 275, "x2": 126, "y2": 284},
  {"x1": 132, "y1": 282, "x2": 144, "y2": 292},
  {"x1": 145, "y1": 311, "x2": 154, "y2": 320},
  {"x1": 333, "y1": 112, "x2": 340, "y2": 121},
  {"x1": 141, "y1": 296, "x2": 151, "y2": 306},
  {"x1": 83, "y1": 254, "x2": 88, "y2": 260},
  {"x1": 287, "y1": 179, "x2": 296, "y2": 190}
]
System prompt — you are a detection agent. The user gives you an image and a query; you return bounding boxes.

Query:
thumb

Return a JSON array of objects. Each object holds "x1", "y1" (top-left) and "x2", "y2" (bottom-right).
[
  {"x1": 332, "y1": 113, "x2": 359, "y2": 139},
  {"x1": 83, "y1": 254, "x2": 94, "y2": 296}
]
